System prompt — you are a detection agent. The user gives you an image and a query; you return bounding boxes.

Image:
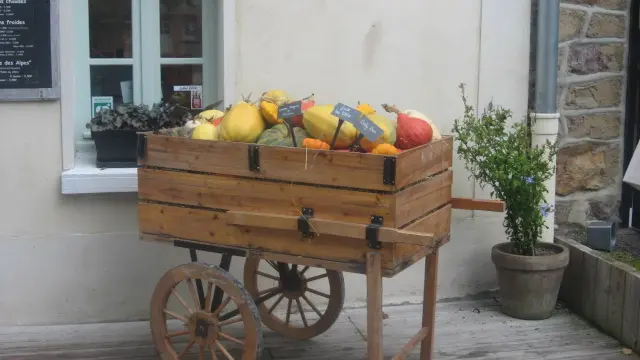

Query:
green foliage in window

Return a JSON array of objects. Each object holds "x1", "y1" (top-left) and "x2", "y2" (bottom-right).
[{"x1": 86, "y1": 101, "x2": 192, "y2": 132}]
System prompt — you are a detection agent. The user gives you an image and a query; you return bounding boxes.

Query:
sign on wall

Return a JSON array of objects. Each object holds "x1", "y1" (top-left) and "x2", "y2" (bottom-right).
[{"x1": 0, "y1": 0, "x2": 60, "y2": 101}]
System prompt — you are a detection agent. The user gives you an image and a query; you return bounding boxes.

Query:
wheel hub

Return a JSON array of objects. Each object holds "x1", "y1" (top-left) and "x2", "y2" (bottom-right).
[
  {"x1": 280, "y1": 268, "x2": 307, "y2": 298},
  {"x1": 187, "y1": 312, "x2": 220, "y2": 344}
]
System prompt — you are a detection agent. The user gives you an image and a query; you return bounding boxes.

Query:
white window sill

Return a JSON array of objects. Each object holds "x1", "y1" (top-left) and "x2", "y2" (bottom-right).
[{"x1": 61, "y1": 142, "x2": 138, "y2": 195}]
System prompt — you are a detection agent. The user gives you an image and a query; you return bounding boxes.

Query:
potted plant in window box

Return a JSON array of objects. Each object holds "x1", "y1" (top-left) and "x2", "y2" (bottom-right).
[
  {"x1": 451, "y1": 84, "x2": 568, "y2": 320},
  {"x1": 86, "y1": 101, "x2": 192, "y2": 168}
]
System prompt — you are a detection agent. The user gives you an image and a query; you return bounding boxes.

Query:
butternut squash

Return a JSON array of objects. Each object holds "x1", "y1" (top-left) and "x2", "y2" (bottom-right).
[{"x1": 302, "y1": 104, "x2": 357, "y2": 149}]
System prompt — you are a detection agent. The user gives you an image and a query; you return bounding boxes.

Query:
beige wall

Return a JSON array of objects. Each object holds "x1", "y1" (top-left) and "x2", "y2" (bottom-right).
[{"x1": 0, "y1": 0, "x2": 530, "y2": 326}]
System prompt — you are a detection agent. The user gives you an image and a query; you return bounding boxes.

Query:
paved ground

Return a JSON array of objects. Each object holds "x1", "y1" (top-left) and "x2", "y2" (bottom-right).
[{"x1": 0, "y1": 298, "x2": 637, "y2": 359}]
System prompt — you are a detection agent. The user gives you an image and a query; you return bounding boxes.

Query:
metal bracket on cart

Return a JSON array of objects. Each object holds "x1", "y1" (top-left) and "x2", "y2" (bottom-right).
[
  {"x1": 248, "y1": 144, "x2": 260, "y2": 172},
  {"x1": 366, "y1": 215, "x2": 383, "y2": 249},
  {"x1": 136, "y1": 133, "x2": 147, "y2": 161},
  {"x1": 383, "y1": 156, "x2": 396, "y2": 185},
  {"x1": 298, "y1": 207, "x2": 315, "y2": 239}
]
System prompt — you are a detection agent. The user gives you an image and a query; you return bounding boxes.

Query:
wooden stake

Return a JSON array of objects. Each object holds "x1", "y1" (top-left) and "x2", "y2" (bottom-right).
[
  {"x1": 367, "y1": 252, "x2": 383, "y2": 360},
  {"x1": 420, "y1": 250, "x2": 439, "y2": 360}
]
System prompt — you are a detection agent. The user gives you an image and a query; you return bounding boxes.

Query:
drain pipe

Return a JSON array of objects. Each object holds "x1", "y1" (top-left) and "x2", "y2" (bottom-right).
[{"x1": 531, "y1": 0, "x2": 560, "y2": 243}]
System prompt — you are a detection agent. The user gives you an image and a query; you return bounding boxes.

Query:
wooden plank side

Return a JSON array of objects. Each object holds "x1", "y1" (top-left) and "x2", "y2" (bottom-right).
[
  {"x1": 395, "y1": 136, "x2": 453, "y2": 188},
  {"x1": 450, "y1": 197, "x2": 505, "y2": 212},
  {"x1": 138, "y1": 202, "x2": 397, "y2": 270},
  {"x1": 622, "y1": 270, "x2": 640, "y2": 351},
  {"x1": 564, "y1": 241, "x2": 584, "y2": 311},
  {"x1": 140, "y1": 134, "x2": 397, "y2": 191},
  {"x1": 593, "y1": 257, "x2": 612, "y2": 329},
  {"x1": 394, "y1": 171, "x2": 452, "y2": 228},
  {"x1": 392, "y1": 205, "x2": 452, "y2": 276},
  {"x1": 138, "y1": 168, "x2": 395, "y2": 225},
  {"x1": 606, "y1": 264, "x2": 626, "y2": 340},
  {"x1": 581, "y1": 252, "x2": 598, "y2": 323},
  {"x1": 226, "y1": 211, "x2": 435, "y2": 246}
]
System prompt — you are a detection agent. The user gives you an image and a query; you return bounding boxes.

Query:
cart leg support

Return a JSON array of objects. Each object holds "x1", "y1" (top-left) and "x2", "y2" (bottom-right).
[
  {"x1": 420, "y1": 250, "x2": 439, "y2": 360},
  {"x1": 366, "y1": 252, "x2": 383, "y2": 360}
]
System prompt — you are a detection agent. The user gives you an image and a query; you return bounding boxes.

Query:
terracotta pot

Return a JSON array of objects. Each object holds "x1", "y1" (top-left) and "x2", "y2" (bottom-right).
[{"x1": 491, "y1": 242, "x2": 570, "y2": 320}]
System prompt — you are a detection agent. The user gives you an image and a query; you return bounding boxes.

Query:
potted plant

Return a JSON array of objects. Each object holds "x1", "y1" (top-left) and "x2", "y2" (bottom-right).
[
  {"x1": 451, "y1": 84, "x2": 569, "y2": 320},
  {"x1": 86, "y1": 101, "x2": 192, "y2": 168}
]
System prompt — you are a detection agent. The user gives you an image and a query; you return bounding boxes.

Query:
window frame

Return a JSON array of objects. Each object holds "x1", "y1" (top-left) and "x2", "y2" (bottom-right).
[{"x1": 60, "y1": 0, "x2": 236, "y2": 194}]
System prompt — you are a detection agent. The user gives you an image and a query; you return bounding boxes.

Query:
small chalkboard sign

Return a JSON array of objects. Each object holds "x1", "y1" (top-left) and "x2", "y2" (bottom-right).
[
  {"x1": 331, "y1": 103, "x2": 383, "y2": 142},
  {"x1": 0, "y1": 0, "x2": 60, "y2": 100},
  {"x1": 277, "y1": 101, "x2": 302, "y2": 119}
]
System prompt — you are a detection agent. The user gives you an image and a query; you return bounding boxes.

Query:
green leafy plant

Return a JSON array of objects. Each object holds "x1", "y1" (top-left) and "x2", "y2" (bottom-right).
[
  {"x1": 451, "y1": 83, "x2": 558, "y2": 256},
  {"x1": 86, "y1": 101, "x2": 193, "y2": 132}
]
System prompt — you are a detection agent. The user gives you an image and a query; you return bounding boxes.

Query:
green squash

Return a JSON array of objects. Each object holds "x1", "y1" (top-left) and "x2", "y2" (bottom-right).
[{"x1": 257, "y1": 124, "x2": 309, "y2": 147}]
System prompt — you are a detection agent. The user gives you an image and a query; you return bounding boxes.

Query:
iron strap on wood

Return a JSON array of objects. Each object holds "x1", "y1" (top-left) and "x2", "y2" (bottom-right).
[{"x1": 383, "y1": 156, "x2": 397, "y2": 185}]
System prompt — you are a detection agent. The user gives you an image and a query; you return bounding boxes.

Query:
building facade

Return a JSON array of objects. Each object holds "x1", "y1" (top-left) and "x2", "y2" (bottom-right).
[{"x1": 0, "y1": 0, "x2": 532, "y2": 326}]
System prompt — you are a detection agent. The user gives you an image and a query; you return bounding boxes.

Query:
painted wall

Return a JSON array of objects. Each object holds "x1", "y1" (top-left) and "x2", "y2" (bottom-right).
[{"x1": 0, "y1": 0, "x2": 531, "y2": 326}]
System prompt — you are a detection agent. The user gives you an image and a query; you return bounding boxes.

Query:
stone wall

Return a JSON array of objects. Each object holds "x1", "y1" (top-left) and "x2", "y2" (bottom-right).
[{"x1": 554, "y1": 0, "x2": 629, "y2": 227}]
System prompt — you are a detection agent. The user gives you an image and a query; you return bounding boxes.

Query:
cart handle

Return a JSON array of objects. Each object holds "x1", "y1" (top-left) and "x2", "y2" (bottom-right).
[
  {"x1": 226, "y1": 211, "x2": 435, "y2": 246},
  {"x1": 451, "y1": 197, "x2": 505, "y2": 212}
]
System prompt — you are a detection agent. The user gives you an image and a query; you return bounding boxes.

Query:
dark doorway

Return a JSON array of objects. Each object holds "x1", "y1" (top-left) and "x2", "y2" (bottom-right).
[{"x1": 622, "y1": 0, "x2": 640, "y2": 229}]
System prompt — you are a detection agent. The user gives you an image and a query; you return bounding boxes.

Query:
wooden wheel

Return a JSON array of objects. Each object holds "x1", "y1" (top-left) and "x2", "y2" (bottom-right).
[
  {"x1": 150, "y1": 262, "x2": 263, "y2": 360},
  {"x1": 243, "y1": 257, "x2": 345, "y2": 340}
]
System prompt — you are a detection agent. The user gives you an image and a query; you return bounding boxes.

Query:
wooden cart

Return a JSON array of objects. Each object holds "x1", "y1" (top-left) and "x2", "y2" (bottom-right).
[{"x1": 136, "y1": 132, "x2": 504, "y2": 359}]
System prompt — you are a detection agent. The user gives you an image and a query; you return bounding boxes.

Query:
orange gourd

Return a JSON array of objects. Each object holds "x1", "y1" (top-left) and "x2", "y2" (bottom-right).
[
  {"x1": 371, "y1": 143, "x2": 400, "y2": 155},
  {"x1": 302, "y1": 138, "x2": 330, "y2": 150}
]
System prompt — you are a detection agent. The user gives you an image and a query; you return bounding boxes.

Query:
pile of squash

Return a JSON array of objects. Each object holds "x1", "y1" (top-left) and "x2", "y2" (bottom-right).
[{"x1": 181, "y1": 90, "x2": 442, "y2": 156}]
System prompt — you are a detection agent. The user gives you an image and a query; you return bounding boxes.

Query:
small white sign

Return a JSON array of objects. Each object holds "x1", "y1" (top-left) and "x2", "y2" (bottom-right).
[
  {"x1": 173, "y1": 85, "x2": 202, "y2": 92},
  {"x1": 91, "y1": 96, "x2": 114, "y2": 117},
  {"x1": 173, "y1": 85, "x2": 203, "y2": 110}
]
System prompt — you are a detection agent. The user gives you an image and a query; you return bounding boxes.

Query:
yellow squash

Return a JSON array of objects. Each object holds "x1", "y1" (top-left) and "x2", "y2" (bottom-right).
[
  {"x1": 259, "y1": 89, "x2": 290, "y2": 125},
  {"x1": 356, "y1": 103, "x2": 376, "y2": 115},
  {"x1": 302, "y1": 104, "x2": 357, "y2": 149},
  {"x1": 219, "y1": 101, "x2": 266, "y2": 143},
  {"x1": 194, "y1": 109, "x2": 225, "y2": 123},
  {"x1": 359, "y1": 113, "x2": 396, "y2": 152},
  {"x1": 191, "y1": 123, "x2": 219, "y2": 140}
]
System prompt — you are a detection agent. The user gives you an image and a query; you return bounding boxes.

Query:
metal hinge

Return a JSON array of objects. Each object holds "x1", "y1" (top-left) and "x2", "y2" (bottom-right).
[
  {"x1": 248, "y1": 144, "x2": 260, "y2": 172},
  {"x1": 383, "y1": 156, "x2": 396, "y2": 185},
  {"x1": 298, "y1": 208, "x2": 314, "y2": 239},
  {"x1": 136, "y1": 133, "x2": 147, "y2": 161},
  {"x1": 366, "y1": 215, "x2": 383, "y2": 249}
]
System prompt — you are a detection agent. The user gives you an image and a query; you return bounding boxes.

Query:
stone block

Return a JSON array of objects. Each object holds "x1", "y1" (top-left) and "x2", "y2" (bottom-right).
[
  {"x1": 562, "y1": 0, "x2": 628, "y2": 10},
  {"x1": 587, "y1": 13, "x2": 627, "y2": 38},
  {"x1": 558, "y1": 46, "x2": 567, "y2": 75},
  {"x1": 560, "y1": 8, "x2": 586, "y2": 42},
  {"x1": 566, "y1": 112, "x2": 621, "y2": 139},
  {"x1": 568, "y1": 43, "x2": 624, "y2": 75},
  {"x1": 556, "y1": 142, "x2": 620, "y2": 195},
  {"x1": 588, "y1": 195, "x2": 621, "y2": 222},
  {"x1": 565, "y1": 77, "x2": 623, "y2": 109}
]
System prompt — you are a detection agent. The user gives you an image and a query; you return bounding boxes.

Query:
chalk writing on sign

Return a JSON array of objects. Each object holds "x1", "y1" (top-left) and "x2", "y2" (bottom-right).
[
  {"x1": 0, "y1": 0, "x2": 53, "y2": 89},
  {"x1": 278, "y1": 101, "x2": 302, "y2": 119},
  {"x1": 331, "y1": 103, "x2": 383, "y2": 142}
]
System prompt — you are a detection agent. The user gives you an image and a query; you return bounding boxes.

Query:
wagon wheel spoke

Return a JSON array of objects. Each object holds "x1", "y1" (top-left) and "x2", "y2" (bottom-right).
[
  {"x1": 268, "y1": 294, "x2": 285, "y2": 314},
  {"x1": 209, "y1": 343, "x2": 219, "y2": 360},
  {"x1": 166, "y1": 329, "x2": 190, "y2": 339},
  {"x1": 295, "y1": 298, "x2": 308, "y2": 327},
  {"x1": 178, "y1": 340, "x2": 195, "y2": 358},
  {"x1": 186, "y1": 279, "x2": 201, "y2": 309},
  {"x1": 220, "y1": 331, "x2": 245, "y2": 345},
  {"x1": 171, "y1": 288, "x2": 194, "y2": 314},
  {"x1": 306, "y1": 287, "x2": 331, "y2": 299},
  {"x1": 301, "y1": 293, "x2": 323, "y2": 317},
  {"x1": 243, "y1": 258, "x2": 345, "y2": 340},
  {"x1": 216, "y1": 340, "x2": 235, "y2": 360},
  {"x1": 306, "y1": 273, "x2": 329, "y2": 283},
  {"x1": 150, "y1": 263, "x2": 262, "y2": 360},
  {"x1": 257, "y1": 271, "x2": 278, "y2": 281},
  {"x1": 198, "y1": 343, "x2": 205, "y2": 360},
  {"x1": 285, "y1": 298, "x2": 293, "y2": 325}
]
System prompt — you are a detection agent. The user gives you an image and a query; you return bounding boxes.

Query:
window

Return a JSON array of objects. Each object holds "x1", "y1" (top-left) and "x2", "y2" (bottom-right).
[
  {"x1": 60, "y1": 0, "x2": 233, "y2": 194},
  {"x1": 74, "y1": 0, "x2": 218, "y2": 142}
]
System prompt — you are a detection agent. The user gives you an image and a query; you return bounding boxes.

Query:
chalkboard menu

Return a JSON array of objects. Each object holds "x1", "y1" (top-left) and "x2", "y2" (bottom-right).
[{"x1": 0, "y1": 0, "x2": 58, "y2": 100}]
